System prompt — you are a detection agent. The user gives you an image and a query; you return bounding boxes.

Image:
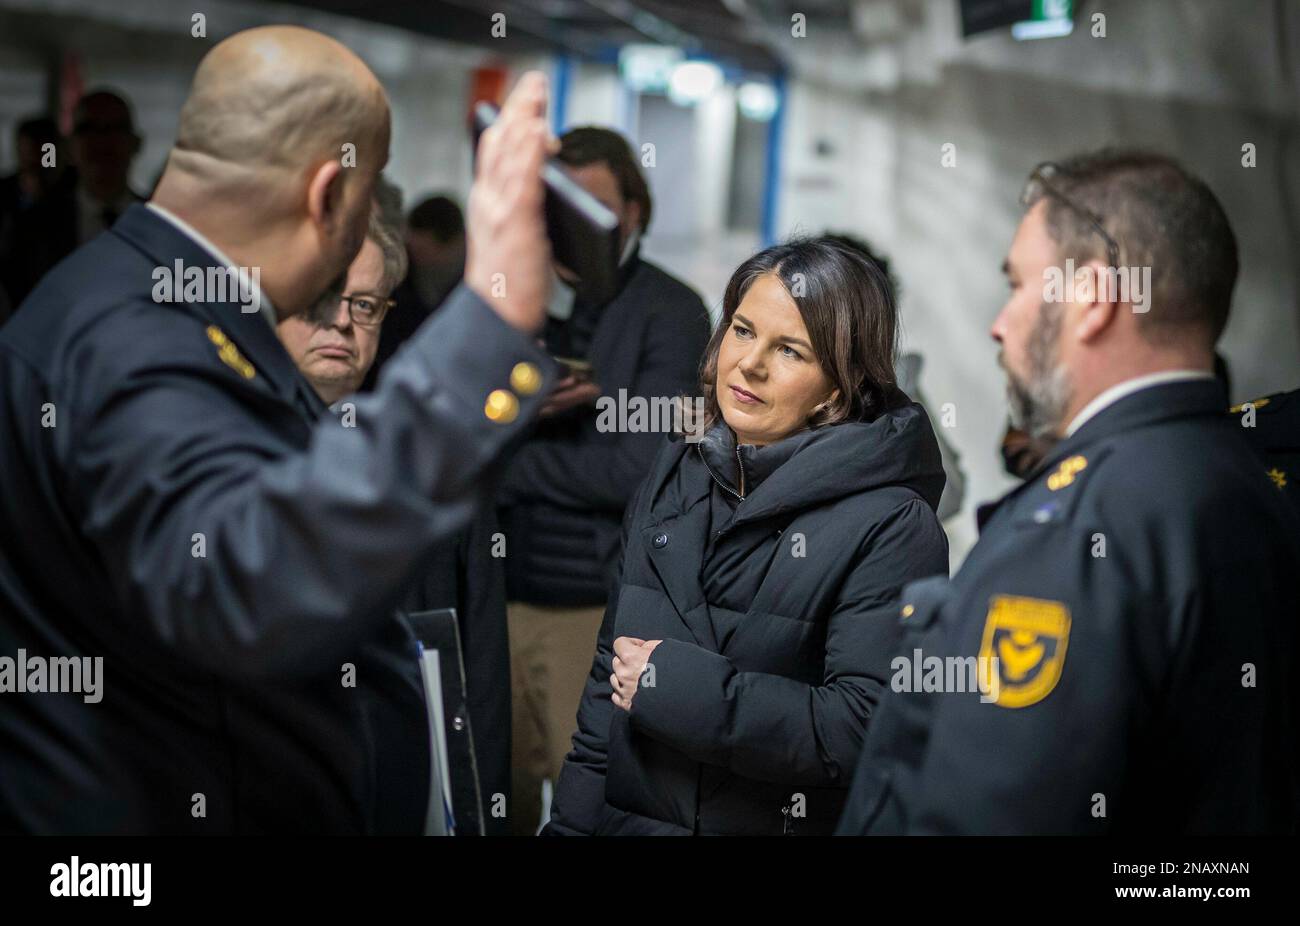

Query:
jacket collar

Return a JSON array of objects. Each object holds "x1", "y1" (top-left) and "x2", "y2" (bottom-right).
[
  {"x1": 145, "y1": 202, "x2": 280, "y2": 333},
  {"x1": 691, "y1": 389, "x2": 945, "y2": 531},
  {"x1": 1037, "y1": 377, "x2": 1226, "y2": 474},
  {"x1": 110, "y1": 203, "x2": 303, "y2": 407},
  {"x1": 1063, "y1": 369, "x2": 1214, "y2": 437},
  {"x1": 977, "y1": 378, "x2": 1228, "y2": 531},
  {"x1": 695, "y1": 421, "x2": 819, "y2": 500}
]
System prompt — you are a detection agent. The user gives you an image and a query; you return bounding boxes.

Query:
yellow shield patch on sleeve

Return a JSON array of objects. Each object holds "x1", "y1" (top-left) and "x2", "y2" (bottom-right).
[{"x1": 978, "y1": 595, "x2": 1071, "y2": 708}]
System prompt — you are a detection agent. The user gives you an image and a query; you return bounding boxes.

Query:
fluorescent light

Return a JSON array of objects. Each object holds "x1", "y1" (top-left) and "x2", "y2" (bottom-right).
[
  {"x1": 668, "y1": 60, "x2": 723, "y2": 105},
  {"x1": 737, "y1": 81, "x2": 778, "y2": 121},
  {"x1": 1011, "y1": 18, "x2": 1074, "y2": 40},
  {"x1": 619, "y1": 44, "x2": 683, "y2": 93}
]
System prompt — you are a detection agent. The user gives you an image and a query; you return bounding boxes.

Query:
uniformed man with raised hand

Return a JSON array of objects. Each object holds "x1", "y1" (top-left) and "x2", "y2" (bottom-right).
[
  {"x1": 0, "y1": 26, "x2": 557, "y2": 833},
  {"x1": 839, "y1": 150, "x2": 1299, "y2": 835}
]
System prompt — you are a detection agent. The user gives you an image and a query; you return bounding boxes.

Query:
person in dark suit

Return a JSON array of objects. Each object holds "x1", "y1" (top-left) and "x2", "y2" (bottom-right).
[
  {"x1": 0, "y1": 116, "x2": 65, "y2": 316},
  {"x1": 0, "y1": 117, "x2": 65, "y2": 275},
  {"x1": 1, "y1": 92, "x2": 143, "y2": 305},
  {"x1": 0, "y1": 116, "x2": 62, "y2": 217},
  {"x1": 838, "y1": 150, "x2": 1300, "y2": 835},
  {"x1": 278, "y1": 177, "x2": 513, "y2": 834},
  {"x1": 0, "y1": 26, "x2": 558, "y2": 834},
  {"x1": 494, "y1": 126, "x2": 712, "y2": 833},
  {"x1": 545, "y1": 237, "x2": 949, "y2": 835}
]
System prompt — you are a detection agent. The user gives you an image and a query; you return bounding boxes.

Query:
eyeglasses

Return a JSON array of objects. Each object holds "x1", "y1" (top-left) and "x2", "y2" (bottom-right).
[
  {"x1": 1022, "y1": 161, "x2": 1121, "y2": 269},
  {"x1": 339, "y1": 294, "x2": 395, "y2": 328}
]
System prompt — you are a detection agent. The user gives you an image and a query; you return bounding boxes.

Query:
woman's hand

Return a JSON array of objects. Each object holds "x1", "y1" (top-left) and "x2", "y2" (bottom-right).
[{"x1": 611, "y1": 637, "x2": 662, "y2": 712}]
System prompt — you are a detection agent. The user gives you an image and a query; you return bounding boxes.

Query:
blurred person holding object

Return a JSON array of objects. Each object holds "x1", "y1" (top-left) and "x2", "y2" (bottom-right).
[
  {"x1": 496, "y1": 126, "x2": 711, "y2": 833},
  {"x1": 545, "y1": 237, "x2": 949, "y2": 835},
  {"x1": 0, "y1": 26, "x2": 557, "y2": 833}
]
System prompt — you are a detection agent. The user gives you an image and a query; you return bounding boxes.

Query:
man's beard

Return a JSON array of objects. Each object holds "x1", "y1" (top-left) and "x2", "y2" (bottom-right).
[
  {"x1": 1002, "y1": 302, "x2": 1073, "y2": 439},
  {"x1": 302, "y1": 268, "x2": 349, "y2": 326}
]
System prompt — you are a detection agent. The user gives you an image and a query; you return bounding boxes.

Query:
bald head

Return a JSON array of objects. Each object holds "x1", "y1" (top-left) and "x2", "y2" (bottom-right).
[
  {"x1": 172, "y1": 26, "x2": 389, "y2": 179},
  {"x1": 152, "y1": 26, "x2": 394, "y2": 321}
]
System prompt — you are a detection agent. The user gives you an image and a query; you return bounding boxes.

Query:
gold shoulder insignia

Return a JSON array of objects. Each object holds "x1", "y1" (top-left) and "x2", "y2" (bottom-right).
[
  {"x1": 1229, "y1": 396, "x2": 1271, "y2": 414},
  {"x1": 206, "y1": 325, "x2": 256, "y2": 380},
  {"x1": 1268, "y1": 468, "x2": 1288, "y2": 491},
  {"x1": 978, "y1": 595, "x2": 1072, "y2": 708},
  {"x1": 1046, "y1": 454, "x2": 1087, "y2": 491}
]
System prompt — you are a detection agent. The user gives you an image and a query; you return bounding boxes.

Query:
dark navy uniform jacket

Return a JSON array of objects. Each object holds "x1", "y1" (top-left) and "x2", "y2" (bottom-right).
[
  {"x1": 1233, "y1": 388, "x2": 1300, "y2": 523},
  {"x1": 0, "y1": 205, "x2": 553, "y2": 833},
  {"x1": 838, "y1": 379, "x2": 1300, "y2": 834}
]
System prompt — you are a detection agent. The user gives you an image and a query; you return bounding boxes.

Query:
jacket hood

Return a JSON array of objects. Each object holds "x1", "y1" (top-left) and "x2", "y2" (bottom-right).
[{"x1": 695, "y1": 386, "x2": 946, "y2": 519}]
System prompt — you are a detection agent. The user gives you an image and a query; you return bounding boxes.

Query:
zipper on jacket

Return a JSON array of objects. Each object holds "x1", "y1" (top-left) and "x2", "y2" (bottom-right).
[
  {"x1": 697, "y1": 444, "x2": 744, "y2": 501},
  {"x1": 735, "y1": 446, "x2": 745, "y2": 498}
]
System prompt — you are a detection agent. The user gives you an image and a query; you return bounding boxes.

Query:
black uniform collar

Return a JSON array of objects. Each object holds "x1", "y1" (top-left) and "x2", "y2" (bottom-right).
[
  {"x1": 109, "y1": 203, "x2": 303, "y2": 406},
  {"x1": 1033, "y1": 378, "x2": 1226, "y2": 479},
  {"x1": 977, "y1": 378, "x2": 1228, "y2": 532}
]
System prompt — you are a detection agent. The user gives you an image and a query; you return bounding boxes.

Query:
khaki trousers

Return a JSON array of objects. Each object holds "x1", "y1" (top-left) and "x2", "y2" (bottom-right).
[{"x1": 507, "y1": 600, "x2": 606, "y2": 835}]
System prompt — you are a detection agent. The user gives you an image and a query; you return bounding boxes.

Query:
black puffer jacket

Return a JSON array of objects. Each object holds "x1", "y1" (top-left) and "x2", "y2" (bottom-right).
[{"x1": 546, "y1": 390, "x2": 949, "y2": 835}]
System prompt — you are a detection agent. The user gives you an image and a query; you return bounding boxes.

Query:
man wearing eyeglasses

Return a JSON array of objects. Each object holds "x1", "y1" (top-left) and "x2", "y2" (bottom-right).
[
  {"x1": 838, "y1": 149, "x2": 1299, "y2": 835},
  {"x1": 278, "y1": 186, "x2": 402, "y2": 410}
]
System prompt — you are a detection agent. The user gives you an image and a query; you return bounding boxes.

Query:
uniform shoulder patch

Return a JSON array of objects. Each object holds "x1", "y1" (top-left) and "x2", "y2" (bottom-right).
[
  {"x1": 1046, "y1": 454, "x2": 1087, "y2": 491},
  {"x1": 1228, "y1": 396, "x2": 1271, "y2": 414},
  {"x1": 978, "y1": 595, "x2": 1071, "y2": 708},
  {"x1": 205, "y1": 325, "x2": 256, "y2": 380}
]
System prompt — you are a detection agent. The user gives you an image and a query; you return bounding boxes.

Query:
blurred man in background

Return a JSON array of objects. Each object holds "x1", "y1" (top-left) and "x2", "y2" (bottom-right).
[
  {"x1": 496, "y1": 126, "x2": 712, "y2": 833},
  {"x1": 0, "y1": 116, "x2": 64, "y2": 226},
  {"x1": 1, "y1": 90, "x2": 142, "y2": 305},
  {"x1": 0, "y1": 116, "x2": 64, "y2": 316}
]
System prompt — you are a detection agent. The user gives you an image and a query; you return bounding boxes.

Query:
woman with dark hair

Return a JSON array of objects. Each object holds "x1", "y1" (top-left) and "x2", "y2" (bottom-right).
[{"x1": 544, "y1": 236, "x2": 950, "y2": 835}]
